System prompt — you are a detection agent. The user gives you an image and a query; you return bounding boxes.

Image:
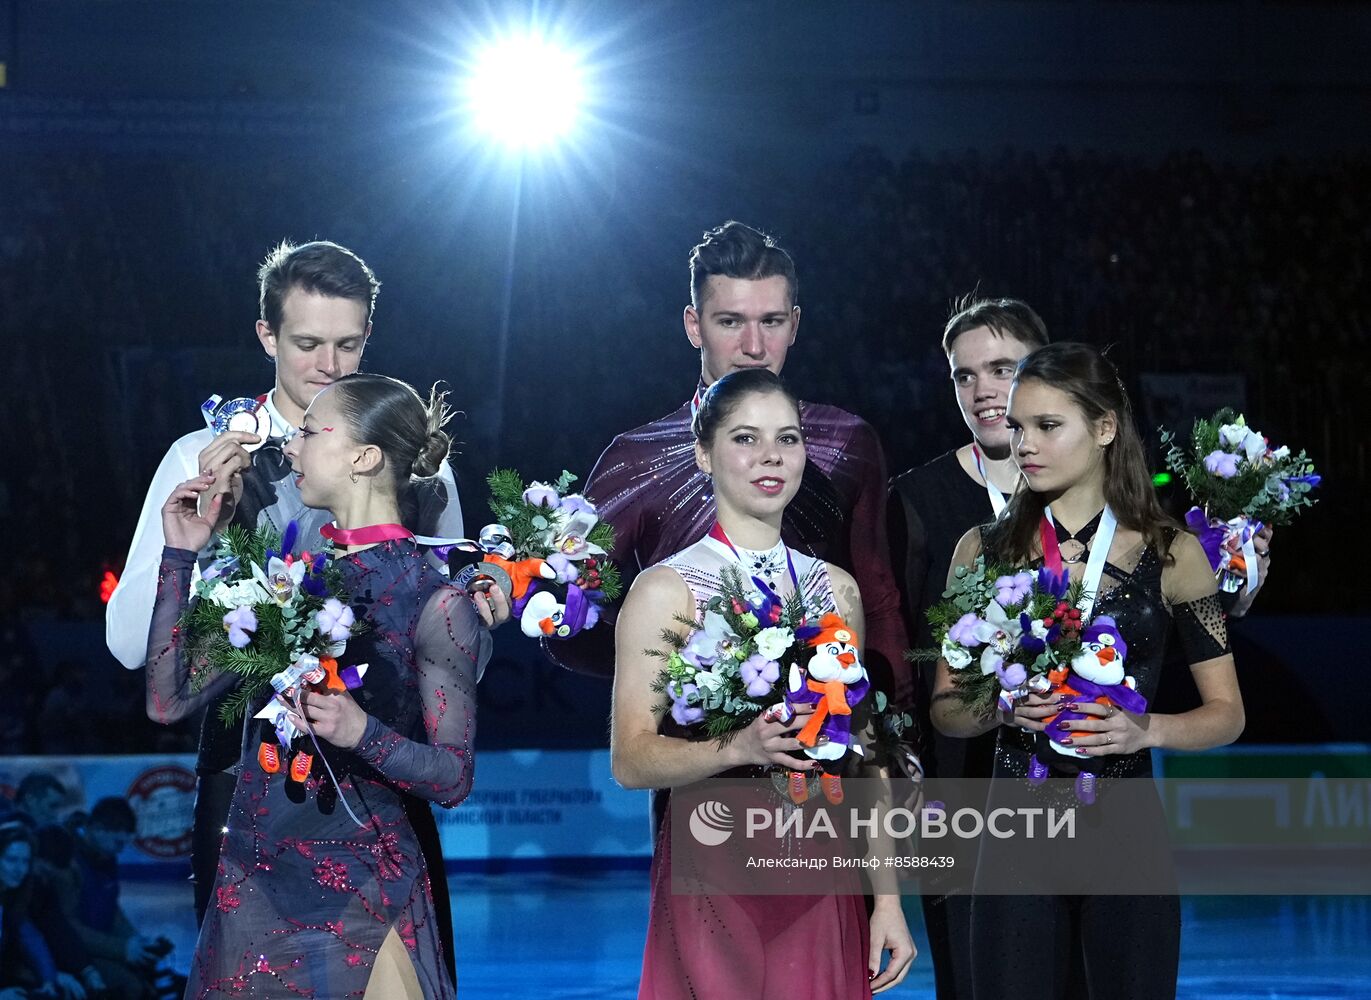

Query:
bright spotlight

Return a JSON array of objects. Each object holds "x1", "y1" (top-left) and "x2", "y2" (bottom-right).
[{"x1": 465, "y1": 35, "x2": 586, "y2": 150}]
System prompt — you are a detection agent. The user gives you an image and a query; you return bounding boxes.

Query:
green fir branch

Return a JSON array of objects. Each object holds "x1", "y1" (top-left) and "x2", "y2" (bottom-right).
[
  {"x1": 216, "y1": 679, "x2": 272, "y2": 726},
  {"x1": 594, "y1": 560, "x2": 622, "y2": 603}
]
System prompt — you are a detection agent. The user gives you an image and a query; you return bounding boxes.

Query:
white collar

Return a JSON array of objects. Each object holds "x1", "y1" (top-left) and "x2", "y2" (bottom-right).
[{"x1": 261, "y1": 390, "x2": 295, "y2": 440}]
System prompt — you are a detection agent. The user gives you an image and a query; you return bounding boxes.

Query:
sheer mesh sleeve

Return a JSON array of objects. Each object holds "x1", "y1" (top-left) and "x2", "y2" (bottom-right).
[
  {"x1": 354, "y1": 585, "x2": 481, "y2": 808},
  {"x1": 1165, "y1": 532, "x2": 1232, "y2": 664},
  {"x1": 145, "y1": 547, "x2": 238, "y2": 724}
]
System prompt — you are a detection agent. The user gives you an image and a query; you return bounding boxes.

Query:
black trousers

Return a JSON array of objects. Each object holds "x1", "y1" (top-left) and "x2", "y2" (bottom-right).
[{"x1": 970, "y1": 893, "x2": 1179, "y2": 1000}]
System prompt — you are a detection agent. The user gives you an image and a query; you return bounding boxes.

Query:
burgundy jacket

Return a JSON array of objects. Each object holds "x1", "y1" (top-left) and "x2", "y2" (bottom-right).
[{"x1": 544, "y1": 392, "x2": 911, "y2": 706}]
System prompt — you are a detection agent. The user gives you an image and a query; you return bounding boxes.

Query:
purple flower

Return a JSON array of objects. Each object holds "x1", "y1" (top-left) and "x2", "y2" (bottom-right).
[
  {"x1": 222, "y1": 606, "x2": 258, "y2": 648},
  {"x1": 994, "y1": 572, "x2": 1034, "y2": 607},
  {"x1": 1036, "y1": 566, "x2": 1070, "y2": 601},
  {"x1": 670, "y1": 682, "x2": 704, "y2": 726},
  {"x1": 1204, "y1": 450, "x2": 1241, "y2": 478},
  {"x1": 740, "y1": 654, "x2": 781, "y2": 698},
  {"x1": 995, "y1": 661, "x2": 1027, "y2": 689},
  {"x1": 680, "y1": 612, "x2": 739, "y2": 669},
  {"x1": 557, "y1": 493, "x2": 595, "y2": 516},
  {"x1": 265, "y1": 520, "x2": 300, "y2": 564},
  {"x1": 546, "y1": 552, "x2": 579, "y2": 584},
  {"x1": 680, "y1": 636, "x2": 719, "y2": 670},
  {"x1": 523, "y1": 482, "x2": 559, "y2": 508},
  {"x1": 1285, "y1": 473, "x2": 1321, "y2": 488},
  {"x1": 948, "y1": 612, "x2": 989, "y2": 647},
  {"x1": 300, "y1": 566, "x2": 328, "y2": 598},
  {"x1": 1018, "y1": 612, "x2": 1060, "y2": 654}
]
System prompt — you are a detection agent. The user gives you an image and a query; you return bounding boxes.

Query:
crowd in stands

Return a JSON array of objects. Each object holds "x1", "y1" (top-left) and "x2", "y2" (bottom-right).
[
  {"x1": 0, "y1": 142, "x2": 1362, "y2": 752},
  {"x1": 0, "y1": 774, "x2": 183, "y2": 998}
]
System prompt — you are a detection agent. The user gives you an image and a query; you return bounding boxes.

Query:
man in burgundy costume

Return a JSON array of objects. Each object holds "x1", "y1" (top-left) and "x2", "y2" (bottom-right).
[{"x1": 544, "y1": 221, "x2": 910, "y2": 712}]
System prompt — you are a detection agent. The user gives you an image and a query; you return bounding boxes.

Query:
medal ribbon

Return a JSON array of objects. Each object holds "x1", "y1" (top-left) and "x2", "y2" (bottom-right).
[
  {"x1": 971, "y1": 444, "x2": 1009, "y2": 517},
  {"x1": 1040, "y1": 505, "x2": 1117, "y2": 623},
  {"x1": 320, "y1": 523, "x2": 415, "y2": 547},
  {"x1": 706, "y1": 522, "x2": 800, "y2": 593},
  {"x1": 689, "y1": 382, "x2": 707, "y2": 420}
]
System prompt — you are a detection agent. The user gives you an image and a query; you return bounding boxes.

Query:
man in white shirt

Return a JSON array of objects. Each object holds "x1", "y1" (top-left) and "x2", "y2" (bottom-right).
[
  {"x1": 105, "y1": 241, "x2": 473, "y2": 976},
  {"x1": 107, "y1": 241, "x2": 468, "y2": 667}
]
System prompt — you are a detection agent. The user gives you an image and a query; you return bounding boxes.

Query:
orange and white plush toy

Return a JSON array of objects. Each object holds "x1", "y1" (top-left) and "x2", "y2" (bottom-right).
[{"x1": 781, "y1": 613, "x2": 871, "y2": 805}]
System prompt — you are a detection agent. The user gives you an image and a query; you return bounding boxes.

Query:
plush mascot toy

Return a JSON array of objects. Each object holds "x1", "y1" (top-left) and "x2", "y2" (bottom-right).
[
  {"x1": 516, "y1": 583, "x2": 601, "y2": 639},
  {"x1": 1031, "y1": 615, "x2": 1147, "y2": 804},
  {"x1": 778, "y1": 613, "x2": 871, "y2": 805}
]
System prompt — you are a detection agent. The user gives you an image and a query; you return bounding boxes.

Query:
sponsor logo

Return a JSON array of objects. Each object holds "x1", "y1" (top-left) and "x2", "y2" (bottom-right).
[{"x1": 126, "y1": 765, "x2": 196, "y2": 859}]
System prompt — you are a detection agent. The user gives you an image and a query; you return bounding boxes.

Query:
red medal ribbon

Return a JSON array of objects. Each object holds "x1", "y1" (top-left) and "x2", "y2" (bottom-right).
[
  {"x1": 319, "y1": 523, "x2": 414, "y2": 547},
  {"x1": 707, "y1": 523, "x2": 801, "y2": 592},
  {"x1": 1039, "y1": 515, "x2": 1065, "y2": 575}
]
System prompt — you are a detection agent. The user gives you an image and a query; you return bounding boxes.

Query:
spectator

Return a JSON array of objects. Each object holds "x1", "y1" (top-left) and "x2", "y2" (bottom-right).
[
  {"x1": 0, "y1": 821, "x2": 106, "y2": 1000},
  {"x1": 54, "y1": 799, "x2": 167, "y2": 999},
  {"x1": 13, "y1": 773, "x2": 67, "y2": 830}
]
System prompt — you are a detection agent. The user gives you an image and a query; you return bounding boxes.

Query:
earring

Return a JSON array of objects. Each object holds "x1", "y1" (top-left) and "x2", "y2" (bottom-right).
[{"x1": 350, "y1": 471, "x2": 359, "y2": 484}]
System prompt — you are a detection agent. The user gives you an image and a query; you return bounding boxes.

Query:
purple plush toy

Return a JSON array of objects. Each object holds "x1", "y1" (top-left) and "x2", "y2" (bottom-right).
[{"x1": 1029, "y1": 615, "x2": 1148, "y2": 805}]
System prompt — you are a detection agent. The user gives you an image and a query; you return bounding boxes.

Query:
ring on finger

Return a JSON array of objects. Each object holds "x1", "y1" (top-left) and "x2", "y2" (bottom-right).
[{"x1": 1105, "y1": 734, "x2": 1113, "y2": 745}]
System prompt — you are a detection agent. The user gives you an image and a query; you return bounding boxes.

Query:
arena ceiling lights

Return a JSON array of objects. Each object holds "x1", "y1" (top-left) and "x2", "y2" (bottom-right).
[{"x1": 464, "y1": 33, "x2": 587, "y2": 152}]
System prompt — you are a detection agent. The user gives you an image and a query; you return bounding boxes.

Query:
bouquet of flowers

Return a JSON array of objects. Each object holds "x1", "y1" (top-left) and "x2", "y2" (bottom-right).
[
  {"x1": 918, "y1": 557, "x2": 1089, "y2": 720},
  {"x1": 650, "y1": 565, "x2": 903, "y2": 805},
  {"x1": 1160, "y1": 408, "x2": 1320, "y2": 593},
  {"x1": 915, "y1": 559, "x2": 1147, "y2": 803},
  {"x1": 447, "y1": 469, "x2": 620, "y2": 639},
  {"x1": 179, "y1": 520, "x2": 363, "y2": 729}
]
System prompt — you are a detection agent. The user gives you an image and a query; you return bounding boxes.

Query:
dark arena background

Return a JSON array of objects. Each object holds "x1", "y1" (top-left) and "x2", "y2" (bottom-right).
[{"x1": 0, "y1": 2, "x2": 1366, "y2": 998}]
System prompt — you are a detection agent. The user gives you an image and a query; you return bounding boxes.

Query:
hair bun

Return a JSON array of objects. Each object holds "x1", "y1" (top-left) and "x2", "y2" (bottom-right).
[{"x1": 412, "y1": 429, "x2": 450, "y2": 479}]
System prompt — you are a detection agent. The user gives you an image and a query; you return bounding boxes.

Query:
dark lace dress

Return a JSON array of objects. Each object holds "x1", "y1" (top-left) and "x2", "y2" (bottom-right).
[
  {"x1": 637, "y1": 535, "x2": 872, "y2": 1000},
  {"x1": 969, "y1": 530, "x2": 1230, "y2": 1000},
  {"x1": 147, "y1": 539, "x2": 481, "y2": 999}
]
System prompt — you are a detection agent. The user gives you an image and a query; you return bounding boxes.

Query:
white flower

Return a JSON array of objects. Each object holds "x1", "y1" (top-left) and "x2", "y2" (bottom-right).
[
  {"x1": 695, "y1": 670, "x2": 726, "y2": 693},
  {"x1": 982, "y1": 600, "x2": 1022, "y2": 642},
  {"x1": 548, "y1": 509, "x2": 607, "y2": 561},
  {"x1": 1218, "y1": 421, "x2": 1248, "y2": 450},
  {"x1": 204, "y1": 581, "x2": 235, "y2": 608},
  {"x1": 1029, "y1": 619, "x2": 1050, "y2": 642},
  {"x1": 1242, "y1": 429, "x2": 1266, "y2": 464},
  {"x1": 942, "y1": 641, "x2": 973, "y2": 671},
  {"x1": 754, "y1": 627, "x2": 794, "y2": 660},
  {"x1": 207, "y1": 578, "x2": 271, "y2": 609},
  {"x1": 316, "y1": 598, "x2": 355, "y2": 645},
  {"x1": 251, "y1": 556, "x2": 306, "y2": 607}
]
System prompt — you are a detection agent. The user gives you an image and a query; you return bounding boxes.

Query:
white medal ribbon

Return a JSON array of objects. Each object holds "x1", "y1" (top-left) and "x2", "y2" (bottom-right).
[
  {"x1": 972, "y1": 445, "x2": 1009, "y2": 518},
  {"x1": 1239, "y1": 528, "x2": 1259, "y2": 595}
]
